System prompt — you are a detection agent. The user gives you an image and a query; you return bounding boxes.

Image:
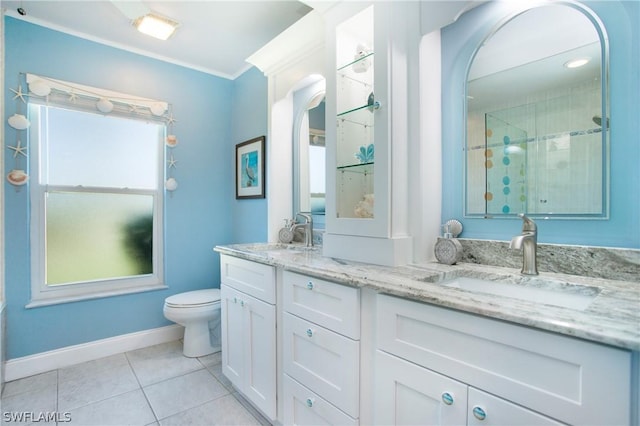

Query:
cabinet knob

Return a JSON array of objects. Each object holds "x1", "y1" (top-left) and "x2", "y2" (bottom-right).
[
  {"x1": 441, "y1": 392, "x2": 454, "y2": 405},
  {"x1": 306, "y1": 328, "x2": 313, "y2": 338},
  {"x1": 307, "y1": 281, "x2": 314, "y2": 290},
  {"x1": 240, "y1": 300, "x2": 245, "y2": 307},
  {"x1": 233, "y1": 297, "x2": 238, "y2": 304},
  {"x1": 472, "y1": 406, "x2": 487, "y2": 421},
  {"x1": 306, "y1": 398, "x2": 314, "y2": 408}
]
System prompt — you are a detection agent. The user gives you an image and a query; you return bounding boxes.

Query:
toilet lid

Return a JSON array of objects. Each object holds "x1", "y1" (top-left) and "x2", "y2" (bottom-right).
[{"x1": 165, "y1": 289, "x2": 221, "y2": 308}]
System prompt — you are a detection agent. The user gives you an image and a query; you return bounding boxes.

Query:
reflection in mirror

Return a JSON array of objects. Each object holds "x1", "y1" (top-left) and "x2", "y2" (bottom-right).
[
  {"x1": 294, "y1": 84, "x2": 326, "y2": 229},
  {"x1": 465, "y1": 3, "x2": 608, "y2": 218},
  {"x1": 307, "y1": 97, "x2": 326, "y2": 219}
]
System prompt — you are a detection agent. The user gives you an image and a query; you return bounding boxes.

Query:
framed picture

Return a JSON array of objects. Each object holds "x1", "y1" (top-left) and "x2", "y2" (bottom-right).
[{"x1": 236, "y1": 136, "x2": 266, "y2": 199}]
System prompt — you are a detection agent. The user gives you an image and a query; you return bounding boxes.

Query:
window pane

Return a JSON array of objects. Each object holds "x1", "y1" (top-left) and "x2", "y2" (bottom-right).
[
  {"x1": 45, "y1": 191, "x2": 154, "y2": 285},
  {"x1": 45, "y1": 107, "x2": 160, "y2": 189}
]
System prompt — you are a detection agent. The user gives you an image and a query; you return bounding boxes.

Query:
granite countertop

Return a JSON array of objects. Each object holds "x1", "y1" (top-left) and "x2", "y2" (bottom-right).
[{"x1": 214, "y1": 243, "x2": 640, "y2": 351}]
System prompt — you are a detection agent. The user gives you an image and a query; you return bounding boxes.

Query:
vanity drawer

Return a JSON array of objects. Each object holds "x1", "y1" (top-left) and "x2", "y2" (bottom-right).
[
  {"x1": 376, "y1": 294, "x2": 631, "y2": 426},
  {"x1": 283, "y1": 312, "x2": 360, "y2": 418},
  {"x1": 220, "y1": 255, "x2": 275, "y2": 304},
  {"x1": 283, "y1": 374, "x2": 358, "y2": 426},
  {"x1": 283, "y1": 270, "x2": 360, "y2": 339}
]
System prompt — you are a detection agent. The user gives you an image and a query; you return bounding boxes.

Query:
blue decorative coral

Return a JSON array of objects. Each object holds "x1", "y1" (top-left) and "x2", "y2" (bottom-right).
[{"x1": 355, "y1": 144, "x2": 374, "y2": 163}]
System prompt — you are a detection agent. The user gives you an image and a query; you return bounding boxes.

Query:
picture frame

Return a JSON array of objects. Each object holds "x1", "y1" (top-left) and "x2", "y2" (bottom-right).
[{"x1": 236, "y1": 136, "x2": 266, "y2": 199}]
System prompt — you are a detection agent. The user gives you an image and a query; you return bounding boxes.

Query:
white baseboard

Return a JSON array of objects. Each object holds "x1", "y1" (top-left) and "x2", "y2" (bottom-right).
[{"x1": 5, "y1": 324, "x2": 184, "y2": 382}]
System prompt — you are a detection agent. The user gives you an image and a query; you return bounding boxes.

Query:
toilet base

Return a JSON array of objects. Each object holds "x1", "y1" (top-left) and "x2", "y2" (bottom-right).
[{"x1": 183, "y1": 321, "x2": 220, "y2": 358}]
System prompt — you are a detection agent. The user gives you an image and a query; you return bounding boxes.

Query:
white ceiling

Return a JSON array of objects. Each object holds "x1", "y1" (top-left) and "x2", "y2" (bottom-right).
[{"x1": 2, "y1": 0, "x2": 313, "y2": 79}]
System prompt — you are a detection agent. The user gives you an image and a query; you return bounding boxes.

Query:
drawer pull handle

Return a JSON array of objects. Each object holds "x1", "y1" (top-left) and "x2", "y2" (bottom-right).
[
  {"x1": 307, "y1": 281, "x2": 314, "y2": 290},
  {"x1": 472, "y1": 406, "x2": 487, "y2": 421},
  {"x1": 441, "y1": 392, "x2": 454, "y2": 405},
  {"x1": 306, "y1": 398, "x2": 314, "y2": 408},
  {"x1": 306, "y1": 328, "x2": 313, "y2": 337}
]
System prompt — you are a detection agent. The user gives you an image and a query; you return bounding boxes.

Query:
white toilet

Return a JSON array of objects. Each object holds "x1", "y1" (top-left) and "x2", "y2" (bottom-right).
[{"x1": 163, "y1": 289, "x2": 221, "y2": 358}]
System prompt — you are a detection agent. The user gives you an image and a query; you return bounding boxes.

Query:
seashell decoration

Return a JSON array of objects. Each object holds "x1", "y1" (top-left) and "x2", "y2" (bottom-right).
[
  {"x1": 445, "y1": 219, "x2": 463, "y2": 238},
  {"x1": 150, "y1": 102, "x2": 166, "y2": 117},
  {"x1": 7, "y1": 169, "x2": 29, "y2": 186},
  {"x1": 165, "y1": 177, "x2": 178, "y2": 191},
  {"x1": 28, "y1": 79, "x2": 52, "y2": 97},
  {"x1": 96, "y1": 98, "x2": 114, "y2": 113},
  {"x1": 166, "y1": 135, "x2": 178, "y2": 147},
  {"x1": 8, "y1": 114, "x2": 30, "y2": 130}
]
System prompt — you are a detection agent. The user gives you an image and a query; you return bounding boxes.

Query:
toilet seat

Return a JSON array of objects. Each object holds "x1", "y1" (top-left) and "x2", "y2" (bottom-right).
[{"x1": 165, "y1": 289, "x2": 220, "y2": 308}]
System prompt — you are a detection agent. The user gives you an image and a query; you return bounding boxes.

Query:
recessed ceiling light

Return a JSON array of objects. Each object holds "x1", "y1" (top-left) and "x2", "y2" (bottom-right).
[
  {"x1": 134, "y1": 13, "x2": 179, "y2": 41},
  {"x1": 564, "y1": 57, "x2": 590, "y2": 69}
]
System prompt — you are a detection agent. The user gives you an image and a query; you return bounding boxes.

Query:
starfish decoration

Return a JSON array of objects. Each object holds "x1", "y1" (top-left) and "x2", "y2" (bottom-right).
[
  {"x1": 166, "y1": 113, "x2": 177, "y2": 126},
  {"x1": 11, "y1": 85, "x2": 28, "y2": 104},
  {"x1": 8, "y1": 140, "x2": 28, "y2": 158},
  {"x1": 68, "y1": 91, "x2": 78, "y2": 102},
  {"x1": 168, "y1": 155, "x2": 178, "y2": 169}
]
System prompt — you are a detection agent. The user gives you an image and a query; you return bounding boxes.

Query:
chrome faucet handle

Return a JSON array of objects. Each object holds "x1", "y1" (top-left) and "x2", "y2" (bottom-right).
[
  {"x1": 296, "y1": 212, "x2": 312, "y2": 223},
  {"x1": 518, "y1": 213, "x2": 537, "y2": 233}
]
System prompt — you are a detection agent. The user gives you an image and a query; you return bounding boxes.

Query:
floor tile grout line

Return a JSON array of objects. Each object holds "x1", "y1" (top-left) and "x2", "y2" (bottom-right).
[
  {"x1": 154, "y1": 390, "x2": 236, "y2": 424},
  {"x1": 124, "y1": 349, "x2": 161, "y2": 423}
]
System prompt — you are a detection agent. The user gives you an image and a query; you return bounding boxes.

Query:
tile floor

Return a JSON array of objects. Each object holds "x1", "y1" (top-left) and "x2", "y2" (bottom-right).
[{"x1": 1, "y1": 340, "x2": 271, "y2": 425}]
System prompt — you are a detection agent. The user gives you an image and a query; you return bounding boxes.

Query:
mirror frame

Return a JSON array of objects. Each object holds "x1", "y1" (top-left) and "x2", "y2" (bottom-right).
[{"x1": 463, "y1": 1, "x2": 610, "y2": 220}]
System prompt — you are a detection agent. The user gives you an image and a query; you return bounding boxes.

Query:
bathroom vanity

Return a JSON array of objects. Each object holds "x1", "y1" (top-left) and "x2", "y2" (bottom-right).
[{"x1": 215, "y1": 243, "x2": 639, "y2": 426}]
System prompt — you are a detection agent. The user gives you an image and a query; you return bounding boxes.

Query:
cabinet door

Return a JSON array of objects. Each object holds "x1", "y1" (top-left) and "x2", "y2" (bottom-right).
[
  {"x1": 374, "y1": 350, "x2": 467, "y2": 426},
  {"x1": 467, "y1": 388, "x2": 564, "y2": 426},
  {"x1": 220, "y1": 284, "x2": 276, "y2": 421},
  {"x1": 244, "y1": 291, "x2": 277, "y2": 420},
  {"x1": 221, "y1": 284, "x2": 244, "y2": 389}
]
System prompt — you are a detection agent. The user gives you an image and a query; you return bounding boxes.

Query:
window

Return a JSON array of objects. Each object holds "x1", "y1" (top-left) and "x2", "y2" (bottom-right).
[{"x1": 29, "y1": 104, "x2": 165, "y2": 306}]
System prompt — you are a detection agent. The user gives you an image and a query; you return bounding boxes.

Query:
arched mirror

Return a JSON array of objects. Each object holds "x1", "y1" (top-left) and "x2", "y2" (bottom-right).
[
  {"x1": 465, "y1": 3, "x2": 609, "y2": 218},
  {"x1": 293, "y1": 77, "x2": 326, "y2": 229}
]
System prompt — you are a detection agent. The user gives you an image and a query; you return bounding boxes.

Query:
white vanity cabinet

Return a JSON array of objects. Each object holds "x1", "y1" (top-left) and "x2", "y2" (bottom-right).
[
  {"x1": 375, "y1": 294, "x2": 632, "y2": 426},
  {"x1": 376, "y1": 350, "x2": 564, "y2": 425},
  {"x1": 219, "y1": 255, "x2": 276, "y2": 421},
  {"x1": 281, "y1": 271, "x2": 361, "y2": 424}
]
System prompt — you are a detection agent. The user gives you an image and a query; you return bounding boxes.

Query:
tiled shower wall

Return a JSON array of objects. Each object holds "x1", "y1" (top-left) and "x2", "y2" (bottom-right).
[{"x1": 467, "y1": 78, "x2": 604, "y2": 215}]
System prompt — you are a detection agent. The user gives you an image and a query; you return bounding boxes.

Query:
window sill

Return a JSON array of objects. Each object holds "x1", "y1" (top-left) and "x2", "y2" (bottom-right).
[{"x1": 25, "y1": 284, "x2": 168, "y2": 309}]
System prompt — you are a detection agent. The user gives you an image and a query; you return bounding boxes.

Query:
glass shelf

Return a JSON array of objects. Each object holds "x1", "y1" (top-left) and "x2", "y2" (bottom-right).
[
  {"x1": 337, "y1": 52, "x2": 374, "y2": 72},
  {"x1": 338, "y1": 102, "x2": 379, "y2": 118},
  {"x1": 337, "y1": 162, "x2": 374, "y2": 173}
]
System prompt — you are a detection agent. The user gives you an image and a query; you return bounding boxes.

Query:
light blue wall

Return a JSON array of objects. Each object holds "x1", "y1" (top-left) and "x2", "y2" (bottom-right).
[
  {"x1": 441, "y1": 1, "x2": 639, "y2": 248},
  {"x1": 230, "y1": 67, "x2": 268, "y2": 243},
  {"x1": 4, "y1": 17, "x2": 241, "y2": 359}
]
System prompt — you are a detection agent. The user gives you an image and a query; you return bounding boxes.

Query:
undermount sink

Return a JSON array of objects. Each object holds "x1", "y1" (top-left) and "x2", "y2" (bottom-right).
[{"x1": 432, "y1": 272, "x2": 601, "y2": 311}]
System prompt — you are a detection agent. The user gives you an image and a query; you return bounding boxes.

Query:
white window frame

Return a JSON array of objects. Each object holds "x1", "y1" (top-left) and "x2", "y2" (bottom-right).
[{"x1": 28, "y1": 103, "x2": 166, "y2": 307}]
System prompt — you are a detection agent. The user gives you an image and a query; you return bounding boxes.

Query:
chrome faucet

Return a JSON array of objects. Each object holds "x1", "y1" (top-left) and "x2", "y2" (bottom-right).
[
  {"x1": 509, "y1": 213, "x2": 538, "y2": 275},
  {"x1": 291, "y1": 212, "x2": 314, "y2": 247}
]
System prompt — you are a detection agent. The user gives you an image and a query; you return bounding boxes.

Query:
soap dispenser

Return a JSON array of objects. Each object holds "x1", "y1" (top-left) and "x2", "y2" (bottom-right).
[{"x1": 434, "y1": 223, "x2": 463, "y2": 265}]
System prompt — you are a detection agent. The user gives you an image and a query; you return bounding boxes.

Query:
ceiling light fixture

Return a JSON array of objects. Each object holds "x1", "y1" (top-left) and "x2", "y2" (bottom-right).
[
  {"x1": 134, "y1": 13, "x2": 179, "y2": 41},
  {"x1": 564, "y1": 57, "x2": 590, "y2": 69}
]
